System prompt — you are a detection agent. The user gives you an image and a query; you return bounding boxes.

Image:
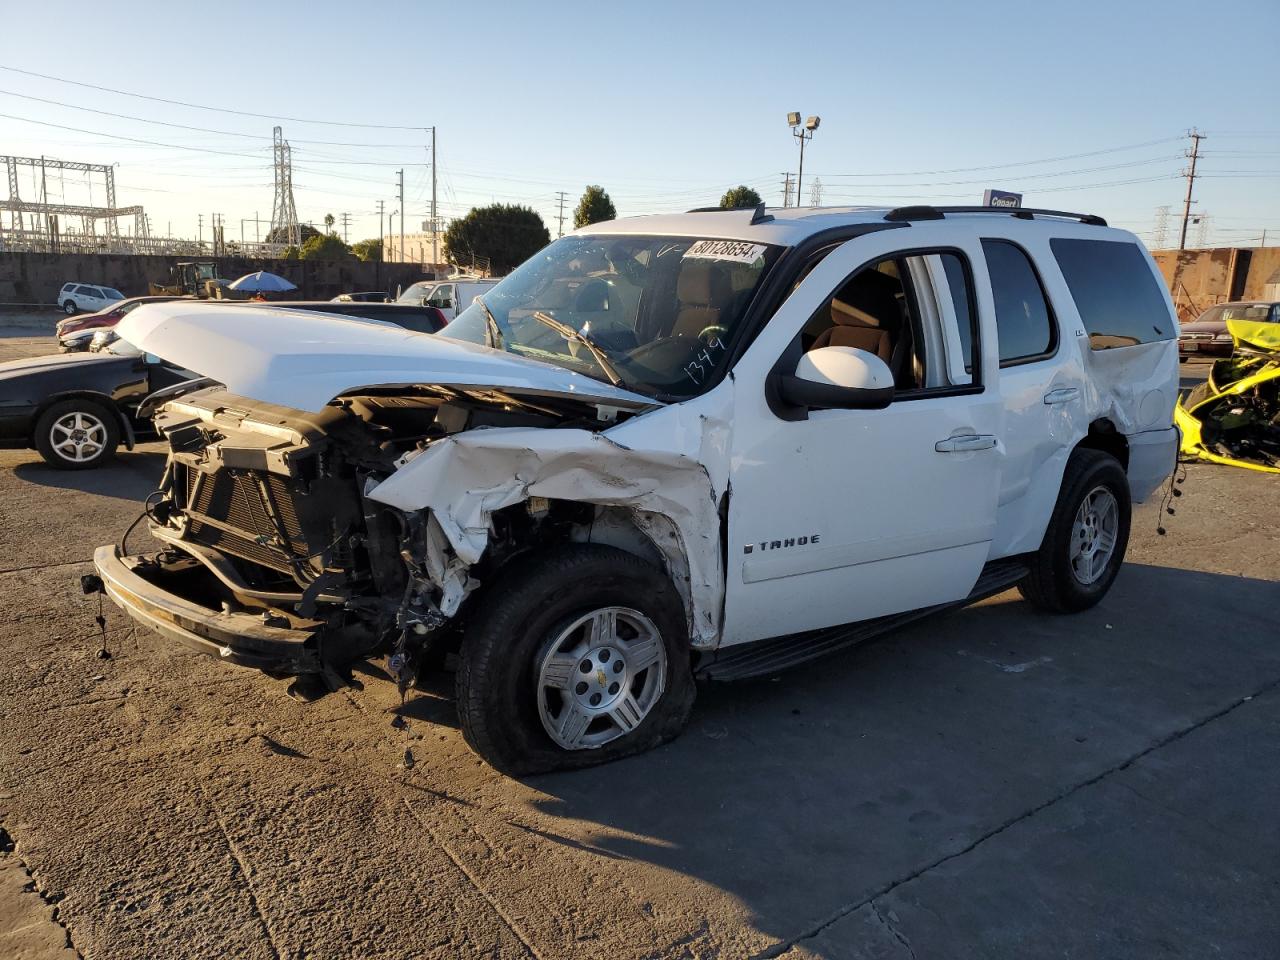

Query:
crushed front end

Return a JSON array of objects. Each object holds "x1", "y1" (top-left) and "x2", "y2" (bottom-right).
[
  {"x1": 95, "y1": 384, "x2": 630, "y2": 677},
  {"x1": 1175, "y1": 319, "x2": 1280, "y2": 473}
]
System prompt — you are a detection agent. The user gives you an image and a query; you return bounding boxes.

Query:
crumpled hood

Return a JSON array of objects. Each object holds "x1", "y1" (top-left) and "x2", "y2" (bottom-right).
[
  {"x1": 116, "y1": 302, "x2": 659, "y2": 413},
  {"x1": 1228, "y1": 318, "x2": 1280, "y2": 354}
]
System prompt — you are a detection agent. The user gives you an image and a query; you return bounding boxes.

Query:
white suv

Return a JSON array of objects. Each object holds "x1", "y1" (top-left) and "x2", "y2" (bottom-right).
[
  {"x1": 58, "y1": 282, "x2": 124, "y2": 314},
  {"x1": 96, "y1": 205, "x2": 1179, "y2": 774}
]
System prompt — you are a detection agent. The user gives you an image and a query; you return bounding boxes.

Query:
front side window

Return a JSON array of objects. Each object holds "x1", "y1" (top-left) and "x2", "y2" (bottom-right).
[
  {"x1": 982, "y1": 240, "x2": 1057, "y2": 365},
  {"x1": 445, "y1": 235, "x2": 782, "y2": 397},
  {"x1": 1051, "y1": 238, "x2": 1173, "y2": 349},
  {"x1": 427, "y1": 284, "x2": 454, "y2": 309},
  {"x1": 798, "y1": 250, "x2": 979, "y2": 395}
]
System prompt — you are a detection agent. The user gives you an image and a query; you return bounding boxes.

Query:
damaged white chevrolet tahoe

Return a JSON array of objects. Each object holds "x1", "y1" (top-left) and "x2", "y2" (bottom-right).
[{"x1": 94, "y1": 205, "x2": 1180, "y2": 774}]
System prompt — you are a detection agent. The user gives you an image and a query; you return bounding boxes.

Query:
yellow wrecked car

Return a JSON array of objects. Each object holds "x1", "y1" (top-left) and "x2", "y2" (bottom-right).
[{"x1": 1175, "y1": 319, "x2": 1280, "y2": 473}]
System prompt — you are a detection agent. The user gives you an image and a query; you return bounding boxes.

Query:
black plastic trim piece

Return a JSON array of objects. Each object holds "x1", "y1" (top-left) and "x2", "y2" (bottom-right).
[
  {"x1": 886, "y1": 205, "x2": 1107, "y2": 227},
  {"x1": 776, "y1": 375, "x2": 893, "y2": 411}
]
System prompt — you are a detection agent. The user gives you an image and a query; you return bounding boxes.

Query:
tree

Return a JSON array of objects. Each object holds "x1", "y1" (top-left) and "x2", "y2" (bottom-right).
[
  {"x1": 351, "y1": 238, "x2": 382, "y2": 262},
  {"x1": 299, "y1": 234, "x2": 351, "y2": 260},
  {"x1": 324, "y1": 213, "x2": 336, "y2": 234},
  {"x1": 720, "y1": 185, "x2": 762, "y2": 209},
  {"x1": 280, "y1": 245, "x2": 301, "y2": 260},
  {"x1": 444, "y1": 204, "x2": 551, "y2": 274},
  {"x1": 573, "y1": 185, "x2": 616, "y2": 228},
  {"x1": 265, "y1": 223, "x2": 320, "y2": 245}
]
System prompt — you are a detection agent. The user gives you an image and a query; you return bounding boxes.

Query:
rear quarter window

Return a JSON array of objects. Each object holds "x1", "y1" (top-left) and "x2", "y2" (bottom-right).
[{"x1": 1050, "y1": 238, "x2": 1174, "y2": 350}]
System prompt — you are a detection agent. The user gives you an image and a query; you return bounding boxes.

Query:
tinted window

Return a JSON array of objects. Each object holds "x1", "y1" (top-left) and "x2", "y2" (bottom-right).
[
  {"x1": 76, "y1": 285, "x2": 97, "y2": 296},
  {"x1": 1051, "y1": 239, "x2": 1173, "y2": 349},
  {"x1": 982, "y1": 240, "x2": 1056, "y2": 365}
]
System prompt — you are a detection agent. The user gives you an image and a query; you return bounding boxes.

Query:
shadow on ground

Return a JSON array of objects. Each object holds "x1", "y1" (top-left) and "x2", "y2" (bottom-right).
[
  {"x1": 12, "y1": 451, "x2": 165, "y2": 501},
  {"x1": 510, "y1": 562, "x2": 1280, "y2": 954}
]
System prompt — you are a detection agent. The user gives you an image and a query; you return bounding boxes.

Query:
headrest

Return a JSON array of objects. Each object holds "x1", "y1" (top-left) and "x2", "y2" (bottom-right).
[{"x1": 677, "y1": 261, "x2": 717, "y2": 303}]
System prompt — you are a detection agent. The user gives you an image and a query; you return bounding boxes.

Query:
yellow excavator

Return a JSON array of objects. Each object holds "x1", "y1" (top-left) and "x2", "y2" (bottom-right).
[{"x1": 149, "y1": 261, "x2": 228, "y2": 299}]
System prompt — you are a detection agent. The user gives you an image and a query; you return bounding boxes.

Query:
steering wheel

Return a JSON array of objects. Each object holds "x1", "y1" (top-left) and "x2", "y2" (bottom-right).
[{"x1": 697, "y1": 324, "x2": 728, "y2": 345}]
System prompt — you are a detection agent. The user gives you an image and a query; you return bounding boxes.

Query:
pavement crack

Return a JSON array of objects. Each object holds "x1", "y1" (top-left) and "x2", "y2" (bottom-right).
[
  {"x1": 0, "y1": 824, "x2": 83, "y2": 959},
  {"x1": 870, "y1": 900, "x2": 918, "y2": 960},
  {"x1": 402, "y1": 797, "x2": 544, "y2": 960},
  {"x1": 0, "y1": 558, "x2": 92, "y2": 576},
  {"x1": 196, "y1": 782, "x2": 285, "y2": 960},
  {"x1": 755, "y1": 675, "x2": 1280, "y2": 960}
]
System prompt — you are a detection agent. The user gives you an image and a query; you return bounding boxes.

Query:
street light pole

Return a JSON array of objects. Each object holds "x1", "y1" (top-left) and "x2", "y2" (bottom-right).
[{"x1": 788, "y1": 113, "x2": 821, "y2": 207}]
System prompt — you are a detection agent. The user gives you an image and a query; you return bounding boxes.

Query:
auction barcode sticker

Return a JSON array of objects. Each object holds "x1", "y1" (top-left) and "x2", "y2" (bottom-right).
[{"x1": 682, "y1": 240, "x2": 767, "y2": 264}]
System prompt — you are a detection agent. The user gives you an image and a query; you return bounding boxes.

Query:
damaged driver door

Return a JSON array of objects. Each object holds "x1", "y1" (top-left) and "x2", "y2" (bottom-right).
[{"x1": 720, "y1": 228, "x2": 1003, "y2": 646}]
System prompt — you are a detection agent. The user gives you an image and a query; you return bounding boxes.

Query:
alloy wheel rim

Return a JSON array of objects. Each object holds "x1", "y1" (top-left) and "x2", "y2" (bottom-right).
[
  {"x1": 536, "y1": 606, "x2": 666, "y2": 750},
  {"x1": 50, "y1": 411, "x2": 107, "y2": 463},
  {"x1": 1069, "y1": 485, "x2": 1119, "y2": 585}
]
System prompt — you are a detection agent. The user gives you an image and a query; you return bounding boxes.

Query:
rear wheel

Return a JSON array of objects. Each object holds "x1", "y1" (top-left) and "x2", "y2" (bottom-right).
[
  {"x1": 62, "y1": 300, "x2": 77, "y2": 315},
  {"x1": 33, "y1": 398, "x2": 120, "y2": 470},
  {"x1": 456, "y1": 544, "x2": 695, "y2": 775},
  {"x1": 1018, "y1": 449, "x2": 1131, "y2": 613}
]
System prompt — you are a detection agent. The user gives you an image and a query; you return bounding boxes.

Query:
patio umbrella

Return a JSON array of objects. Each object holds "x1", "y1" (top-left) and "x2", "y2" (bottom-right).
[{"x1": 227, "y1": 271, "x2": 297, "y2": 293}]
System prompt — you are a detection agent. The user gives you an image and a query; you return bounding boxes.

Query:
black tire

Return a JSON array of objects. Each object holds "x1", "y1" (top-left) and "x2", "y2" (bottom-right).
[
  {"x1": 456, "y1": 544, "x2": 696, "y2": 776},
  {"x1": 33, "y1": 398, "x2": 121, "y2": 470},
  {"x1": 62, "y1": 300, "x2": 77, "y2": 315},
  {"x1": 1018, "y1": 448, "x2": 1131, "y2": 613}
]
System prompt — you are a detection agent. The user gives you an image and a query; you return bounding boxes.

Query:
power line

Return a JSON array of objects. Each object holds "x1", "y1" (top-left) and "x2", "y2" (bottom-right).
[
  {"x1": 0, "y1": 88, "x2": 428, "y2": 147},
  {"x1": 0, "y1": 63, "x2": 426, "y2": 130},
  {"x1": 810, "y1": 136, "x2": 1184, "y2": 179}
]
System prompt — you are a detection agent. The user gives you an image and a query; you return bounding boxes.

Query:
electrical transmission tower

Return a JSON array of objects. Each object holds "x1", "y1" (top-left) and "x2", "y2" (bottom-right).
[
  {"x1": 268, "y1": 126, "x2": 300, "y2": 247},
  {"x1": 809, "y1": 177, "x2": 823, "y2": 206},
  {"x1": 1152, "y1": 205, "x2": 1170, "y2": 249},
  {"x1": 1196, "y1": 213, "x2": 1211, "y2": 248}
]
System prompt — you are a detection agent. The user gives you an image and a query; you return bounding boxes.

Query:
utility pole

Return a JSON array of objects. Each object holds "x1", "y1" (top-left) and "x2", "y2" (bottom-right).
[
  {"x1": 198, "y1": 213, "x2": 203, "y2": 245},
  {"x1": 1178, "y1": 128, "x2": 1205, "y2": 251},
  {"x1": 397, "y1": 168, "x2": 405, "y2": 269},
  {"x1": 340, "y1": 212, "x2": 350, "y2": 243},
  {"x1": 430, "y1": 127, "x2": 438, "y2": 269},
  {"x1": 376, "y1": 199, "x2": 385, "y2": 289},
  {"x1": 555, "y1": 191, "x2": 569, "y2": 237},
  {"x1": 781, "y1": 172, "x2": 793, "y2": 209}
]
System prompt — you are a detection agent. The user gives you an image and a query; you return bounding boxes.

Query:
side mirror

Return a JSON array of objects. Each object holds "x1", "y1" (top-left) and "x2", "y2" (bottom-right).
[{"x1": 776, "y1": 346, "x2": 894, "y2": 410}]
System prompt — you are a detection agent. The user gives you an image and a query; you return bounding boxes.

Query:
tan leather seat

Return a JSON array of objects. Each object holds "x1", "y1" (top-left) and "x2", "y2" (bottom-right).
[
  {"x1": 811, "y1": 269, "x2": 901, "y2": 364},
  {"x1": 670, "y1": 262, "x2": 730, "y2": 338}
]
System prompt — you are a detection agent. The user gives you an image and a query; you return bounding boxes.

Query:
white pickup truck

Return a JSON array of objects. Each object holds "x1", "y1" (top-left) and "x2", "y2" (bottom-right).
[{"x1": 95, "y1": 204, "x2": 1179, "y2": 774}]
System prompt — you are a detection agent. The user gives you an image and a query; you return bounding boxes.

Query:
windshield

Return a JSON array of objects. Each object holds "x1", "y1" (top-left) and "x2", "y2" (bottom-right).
[
  {"x1": 1200, "y1": 304, "x2": 1270, "y2": 324},
  {"x1": 397, "y1": 281, "x2": 435, "y2": 304},
  {"x1": 443, "y1": 234, "x2": 781, "y2": 397}
]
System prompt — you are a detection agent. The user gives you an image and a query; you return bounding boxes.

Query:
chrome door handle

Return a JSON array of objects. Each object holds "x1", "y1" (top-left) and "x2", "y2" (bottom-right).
[
  {"x1": 935, "y1": 434, "x2": 997, "y2": 453},
  {"x1": 1043, "y1": 387, "x2": 1080, "y2": 405}
]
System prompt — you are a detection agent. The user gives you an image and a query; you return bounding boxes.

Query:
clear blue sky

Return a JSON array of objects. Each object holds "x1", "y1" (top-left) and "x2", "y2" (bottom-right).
[{"x1": 2, "y1": 0, "x2": 1277, "y2": 249}]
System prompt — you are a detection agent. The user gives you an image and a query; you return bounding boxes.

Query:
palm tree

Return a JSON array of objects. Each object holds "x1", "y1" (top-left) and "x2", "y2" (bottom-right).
[{"x1": 324, "y1": 213, "x2": 336, "y2": 234}]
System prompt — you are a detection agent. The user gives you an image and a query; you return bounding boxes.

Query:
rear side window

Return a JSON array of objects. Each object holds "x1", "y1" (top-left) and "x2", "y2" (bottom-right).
[
  {"x1": 1051, "y1": 238, "x2": 1173, "y2": 349},
  {"x1": 981, "y1": 240, "x2": 1057, "y2": 365}
]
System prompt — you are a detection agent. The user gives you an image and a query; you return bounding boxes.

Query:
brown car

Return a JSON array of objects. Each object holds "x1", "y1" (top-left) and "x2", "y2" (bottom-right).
[{"x1": 1178, "y1": 301, "x2": 1280, "y2": 360}]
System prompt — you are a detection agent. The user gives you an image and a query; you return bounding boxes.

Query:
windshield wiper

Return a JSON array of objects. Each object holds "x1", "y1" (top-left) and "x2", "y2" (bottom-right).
[
  {"x1": 530, "y1": 311, "x2": 624, "y2": 387},
  {"x1": 475, "y1": 296, "x2": 504, "y2": 350}
]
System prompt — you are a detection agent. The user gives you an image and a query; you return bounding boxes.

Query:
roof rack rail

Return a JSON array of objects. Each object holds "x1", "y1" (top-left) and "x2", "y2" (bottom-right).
[
  {"x1": 685, "y1": 203, "x2": 774, "y2": 225},
  {"x1": 884, "y1": 205, "x2": 1107, "y2": 227}
]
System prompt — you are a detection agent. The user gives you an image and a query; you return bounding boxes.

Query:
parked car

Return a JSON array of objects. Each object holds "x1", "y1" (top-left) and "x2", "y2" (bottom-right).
[
  {"x1": 396, "y1": 278, "x2": 499, "y2": 321},
  {"x1": 0, "y1": 336, "x2": 199, "y2": 469},
  {"x1": 1178, "y1": 301, "x2": 1279, "y2": 360},
  {"x1": 331, "y1": 292, "x2": 391, "y2": 303},
  {"x1": 56, "y1": 295, "x2": 185, "y2": 352},
  {"x1": 95, "y1": 205, "x2": 1178, "y2": 774},
  {"x1": 57, "y1": 282, "x2": 125, "y2": 315}
]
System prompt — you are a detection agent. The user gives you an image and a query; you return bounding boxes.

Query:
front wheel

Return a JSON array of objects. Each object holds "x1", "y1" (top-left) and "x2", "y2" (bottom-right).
[
  {"x1": 456, "y1": 544, "x2": 695, "y2": 775},
  {"x1": 1018, "y1": 449, "x2": 1131, "y2": 613}
]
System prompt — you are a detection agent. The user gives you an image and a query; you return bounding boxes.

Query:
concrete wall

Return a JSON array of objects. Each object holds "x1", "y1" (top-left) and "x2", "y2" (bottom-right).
[
  {"x1": 1150, "y1": 246, "x2": 1280, "y2": 320},
  {"x1": 0, "y1": 253, "x2": 436, "y2": 306}
]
